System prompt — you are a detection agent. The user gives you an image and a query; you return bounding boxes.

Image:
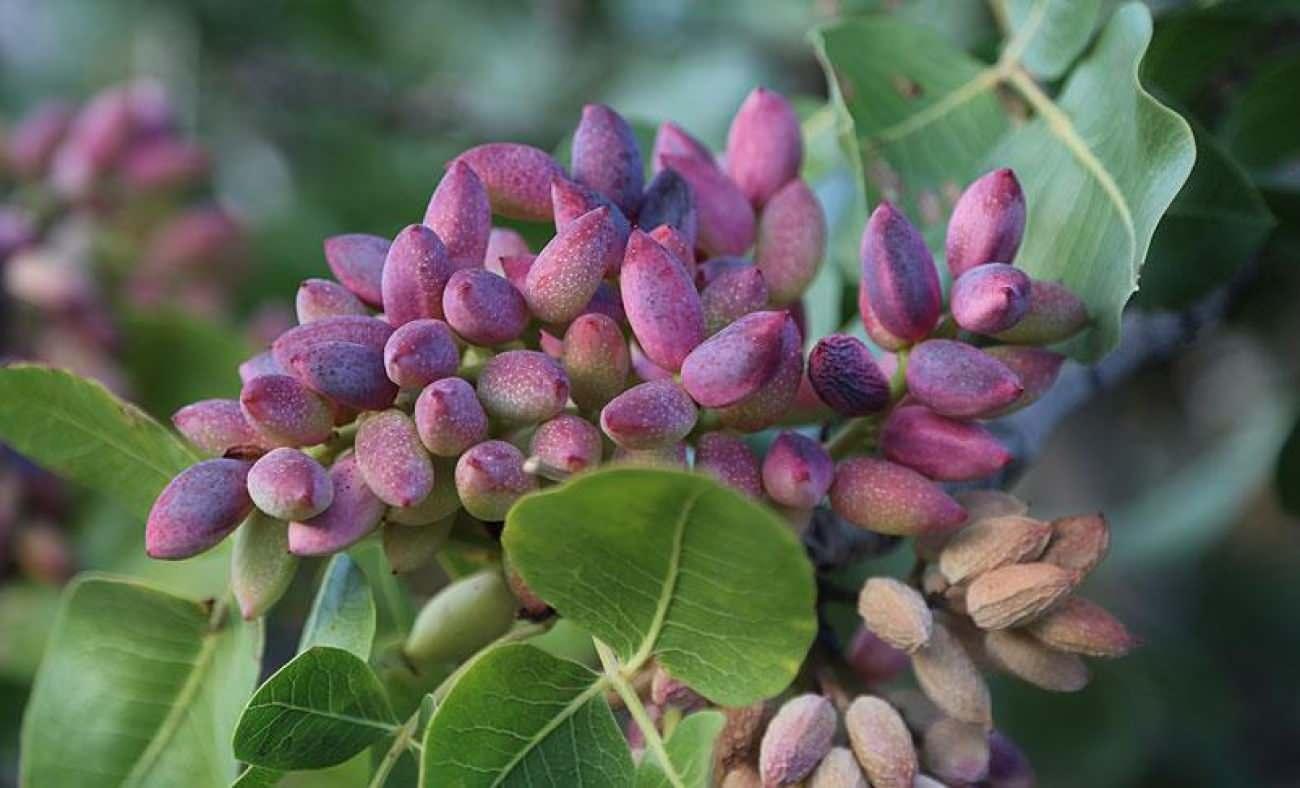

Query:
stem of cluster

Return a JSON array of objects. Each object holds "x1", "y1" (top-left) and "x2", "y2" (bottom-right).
[
  {"x1": 367, "y1": 709, "x2": 423, "y2": 788},
  {"x1": 595, "y1": 638, "x2": 684, "y2": 788},
  {"x1": 824, "y1": 414, "x2": 881, "y2": 460},
  {"x1": 523, "y1": 455, "x2": 572, "y2": 483}
]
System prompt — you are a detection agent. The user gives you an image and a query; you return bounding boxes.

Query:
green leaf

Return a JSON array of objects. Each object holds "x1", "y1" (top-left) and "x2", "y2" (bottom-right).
[
  {"x1": 1007, "y1": 0, "x2": 1102, "y2": 79},
  {"x1": 420, "y1": 643, "x2": 634, "y2": 787},
  {"x1": 635, "y1": 711, "x2": 725, "y2": 788},
  {"x1": 121, "y1": 310, "x2": 253, "y2": 420},
  {"x1": 349, "y1": 540, "x2": 415, "y2": 644},
  {"x1": 812, "y1": 2, "x2": 1196, "y2": 360},
  {"x1": 0, "y1": 365, "x2": 199, "y2": 518},
  {"x1": 233, "y1": 646, "x2": 397, "y2": 771},
  {"x1": 298, "y1": 554, "x2": 376, "y2": 659},
  {"x1": 20, "y1": 575, "x2": 263, "y2": 787},
  {"x1": 504, "y1": 468, "x2": 816, "y2": 706},
  {"x1": 232, "y1": 765, "x2": 283, "y2": 788},
  {"x1": 1275, "y1": 413, "x2": 1300, "y2": 517}
]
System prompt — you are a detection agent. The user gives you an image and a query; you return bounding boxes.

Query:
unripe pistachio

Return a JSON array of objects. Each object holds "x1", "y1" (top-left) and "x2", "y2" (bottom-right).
[
  {"x1": 983, "y1": 629, "x2": 1089, "y2": 692},
  {"x1": 648, "y1": 224, "x2": 696, "y2": 277},
  {"x1": 696, "y1": 255, "x2": 751, "y2": 288},
  {"x1": 910, "y1": 621, "x2": 992, "y2": 728},
  {"x1": 381, "y1": 224, "x2": 453, "y2": 326},
  {"x1": 993, "y1": 279, "x2": 1089, "y2": 345},
  {"x1": 638, "y1": 169, "x2": 699, "y2": 250},
  {"x1": 529, "y1": 414, "x2": 603, "y2": 474},
  {"x1": 146, "y1": 459, "x2": 254, "y2": 559},
  {"x1": 455, "y1": 440, "x2": 537, "y2": 521},
  {"x1": 247, "y1": 448, "x2": 334, "y2": 521},
  {"x1": 938, "y1": 515, "x2": 1052, "y2": 584},
  {"x1": 550, "y1": 177, "x2": 631, "y2": 277},
  {"x1": 921, "y1": 718, "x2": 991, "y2": 785},
  {"x1": 987, "y1": 731, "x2": 1036, "y2": 788},
  {"x1": 715, "y1": 314, "x2": 803, "y2": 432},
  {"x1": 323, "y1": 233, "x2": 388, "y2": 307},
  {"x1": 858, "y1": 296, "x2": 910, "y2": 352},
  {"x1": 809, "y1": 747, "x2": 868, "y2": 788},
  {"x1": 754, "y1": 178, "x2": 826, "y2": 305},
  {"x1": 662, "y1": 153, "x2": 755, "y2": 256},
  {"x1": 759, "y1": 694, "x2": 837, "y2": 787},
  {"x1": 945, "y1": 168, "x2": 1026, "y2": 278},
  {"x1": 403, "y1": 569, "x2": 518, "y2": 664},
  {"x1": 477, "y1": 350, "x2": 570, "y2": 425},
  {"x1": 881, "y1": 406, "x2": 1012, "y2": 482},
  {"x1": 979, "y1": 345, "x2": 1064, "y2": 417},
  {"x1": 651, "y1": 121, "x2": 714, "y2": 174},
  {"x1": 1026, "y1": 596, "x2": 1136, "y2": 658},
  {"x1": 830, "y1": 458, "x2": 965, "y2": 537},
  {"x1": 966, "y1": 562, "x2": 1077, "y2": 630},
  {"x1": 630, "y1": 339, "x2": 674, "y2": 383},
  {"x1": 950, "y1": 263, "x2": 1031, "y2": 335},
  {"x1": 285, "y1": 340, "x2": 399, "y2": 412},
  {"x1": 271, "y1": 315, "x2": 394, "y2": 372},
  {"x1": 858, "y1": 577, "x2": 933, "y2": 654},
  {"x1": 354, "y1": 410, "x2": 434, "y2": 508},
  {"x1": 621, "y1": 229, "x2": 706, "y2": 372},
  {"x1": 383, "y1": 318, "x2": 459, "y2": 389},
  {"x1": 442, "y1": 268, "x2": 529, "y2": 346},
  {"x1": 701, "y1": 264, "x2": 768, "y2": 334},
  {"x1": 807, "y1": 334, "x2": 890, "y2": 417},
  {"x1": 905, "y1": 340, "x2": 1024, "y2": 419},
  {"x1": 844, "y1": 696, "x2": 918, "y2": 788},
  {"x1": 503, "y1": 552, "x2": 551, "y2": 619},
  {"x1": 762, "y1": 431, "x2": 834, "y2": 509},
  {"x1": 383, "y1": 516, "x2": 454, "y2": 574},
  {"x1": 231, "y1": 510, "x2": 298, "y2": 620},
  {"x1": 525, "y1": 205, "x2": 622, "y2": 323},
  {"x1": 681, "y1": 310, "x2": 787, "y2": 408},
  {"x1": 726, "y1": 87, "x2": 803, "y2": 208},
  {"x1": 455, "y1": 143, "x2": 563, "y2": 221},
  {"x1": 483, "y1": 227, "x2": 531, "y2": 268},
  {"x1": 600, "y1": 380, "x2": 697, "y2": 450},
  {"x1": 415, "y1": 377, "x2": 489, "y2": 456},
  {"x1": 694, "y1": 432, "x2": 763, "y2": 498},
  {"x1": 491, "y1": 253, "x2": 535, "y2": 290},
  {"x1": 239, "y1": 374, "x2": 334, "y2": 448},
  {"x1": 239, "y1": 351, "x2": 284, "y2": 384},
  {"x1": 561, "y1": 313, "x2": 630, "y2": 411},
  {"x1": 846, "y1": 626, "x2": 908, "y2": 686},
  {"x1": 1040, "y1": 512, "x2": 1109, "y2": 575},
  {"x1": 423, "y1": 160, "x2": 491, "y2": 270},
  {"x1": 287, "y1": 453, "x2": 386, "y2": 556},
  {"x1": 579, "y1": 280, "x2": 626, "y2": 324},
  {"x1": 172, "y1": 398, "x2": 266, "y2": 455},
  {"x1": 572, "y1": 103, "x2": 643, "y2": 217},
  {"x1": 388, "y1": 458, "x2": 461, "y2": 526},
  {"x1": 295, "y1": 278, "x2": 369, "y2": 323},
  {"x1": 859, "y1": 202, "x2": 942, "y2": 343}
]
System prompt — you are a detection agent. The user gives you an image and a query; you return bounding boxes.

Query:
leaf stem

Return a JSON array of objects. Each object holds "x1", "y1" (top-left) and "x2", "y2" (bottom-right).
[
  {"x1": 366, "y1": 708, "x2": 422, "y2": 788},
  {"x1": 595, "y1": 639, "x2": 684, "y2": 788}
]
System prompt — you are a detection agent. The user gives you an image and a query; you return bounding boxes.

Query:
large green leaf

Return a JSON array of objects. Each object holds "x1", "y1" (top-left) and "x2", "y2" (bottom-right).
[
  {"x1": 420, "y1": 643, "x2": 634, "y2": 787},
  {"x1": 297, "y1": 554, "x2": 376, "y2": 659},
  {"x1": 635, "y1": 711, "x2": 725, "y2": 788},
  {"x1": 503, "y1": 468, "x2": 816, "y2": 707},
  {"x1": 812, "y1": 2, "x2": 1196, "y2": 360},
  {"x1": 1007, "y1": 0, "x2": 1101, "y2": 79},
  {"x1": 233, "y1": 647, "x2": 397, "y2": 771},
  {"x1": 20, "y1": 575, "x2": 263, "y2": 787},
  {"x1": 0, "y1": 364, "x2": 199, "y2": 519}
]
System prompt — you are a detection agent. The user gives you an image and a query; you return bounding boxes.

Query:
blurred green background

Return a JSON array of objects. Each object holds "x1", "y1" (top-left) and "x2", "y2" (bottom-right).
[{"x1": 1, "y1": 1, "x2": 1298, "y2": 786}]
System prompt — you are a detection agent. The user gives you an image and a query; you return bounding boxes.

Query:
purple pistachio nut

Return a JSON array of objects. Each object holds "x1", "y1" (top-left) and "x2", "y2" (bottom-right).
[
  {"x1": 945, "y1": 168, "x2": 1026, "y2": 278},
  {"x1": 381, "y1": 224, "x2": 453, "y2": 326},
  {"x1": 621, "y1": 229, "x2": 706, "y2": 372},
  {"x1": 354, "y1": 410, "x2": 435, "y2": 508},
  {"x1": 758, "y1": 694, "x2": 837, "y2": 787},
  {"x1": 562, "y1": 313, "x2": 630, "y2": 411},
  {"x1": 455, "y1": 143, "x2": 563, "y2": 222},
  {"x1": 578, "y1": 279, "x2": 626, "y2": 324},
  {"x1": 600, "y1": 379, "x2": 697, "y2": 450},
  {"x1": 950, "y1": 263, "x2": 1031, "y2": 335},
  {"x1": 144, "y1": 207, "x2": 243, "y2": 271},
  {"x1": 492, "y1": 253, "x2": 535, "y2": 290},
  {"x1": 441, "y1": 268, "x2": 529, "y2": 346},
  {"x1": 551, "y1": 177, "x2": 631, "y2": 275},
  {"x1": 638, "y1": 168, "x2": 699, "y2": 250},
  {"x1": 525, "y1": 205, "x2": 623, "y2": 323},
  {"x1": 477, "y1": 350, "x2": 570, "y2": 425},
  {"x1": 701, "y1": 263, "x2": 768, "y2": 335},
  {"x1": 761, "y1": 431, "x2": 834, "y2": 509},
  {"x1": 295, "y1": 278, "x2": 369, "y2": 323},
  {"x1": 483, "y1": 227, "x2": 531, "y2": 268},
  {"x1": 829, "y1": 457, "x2": 966, "y2": 537},
  {"x1": 754, "y1": 177, "x2": 826, "y2": 306},
  {"x1": 859, "y1": 295, "x2": 911, "y2": 352},
  {"x1": 647, "y1": 223, "x2": 696, "y2": 277},
  {"x1": 247, "y1": 448, "x2": 334, "y2": 521},
  {"x1": 859, "y1": 202, "x2": 942, "y2": 344},
  {"x1": 414, "y1": 376, "x2": 489, "y2": 456},
  {"x1": 880, "y1": 405, "x2": 1012, "y2": 482},
  {"x1": 993, "y1": 279, "x2": 1090, "y2": 345},
  {"x1": 146, "y1": 459, "x2": 253, "y2": 559},
  {"x1": 455, "y1": 440, "x2": 538, "y2": 521},
  {"x1": 725, "y1": 87, "x2": 803, "y2": 208},
  {"x1": 807, "y1": 334, "x2": 891, "y2": 417},
  {"x1": 529, "y1": 414, "x2": 603, "y2": 474},
  {"x1": 572, "y1": 103, "x2": 644, "y2": 216},
  {"x1": 981, "y1": 345, "x2": 1065, "y2": 415},
  {"x1": 323, "y1": 233, "x2": 389, "y2": 307},
  {"x1": 694, "y1": 432, "x2": 763, "y2": 498},
  {"x1": 49, "y1": 87, "x2": 133, "y2": 196},
  {"x1": 172, "y1": 398, "x2": 266, "y2": 455},
  {"x1": 383, "y1": 318, "x2": 460, "y2": 389},
  {"x1": 288, "y1": 453, "x2": 386, "y2": 556},
  {"x1": 239, "y1": 351, "x2": 284, "y2": 384},
  {"x1": 680, "y1": 310, "x2": 787, "y2": 408},
  {"x1": 239, "y1": 374, "x2": 334, "y2": 448},
  {"x1": 285, "y1": 340, "x2": 398, "y2": 411},
  {"x1": 662, "y1": 153, "x2": 755, "y2": 257},
  {"x1": 119, "y1": 138, "x2": 210, "y2": 192},
  {"x1": 651, "y1": 121, "x2": 714, "y2": 173},
  {"x1": 715, "y1": 314, "x2": 804, "y2": 432},
  {"x1": 5, "y1": 101, "x2": 74, "y2": 179},
  {"x1": 423, "y1": 159, "x2": 492, "y2": 270},
  {"x1": 847, "y1": 626, "x2": 909, "y2": 686},
  {"x1": 987, "y1": 731, "x2": 1036, "y2": 788},
  {"x1": 905, "y1": 339, "x2": 1024, "y2": 419}
]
